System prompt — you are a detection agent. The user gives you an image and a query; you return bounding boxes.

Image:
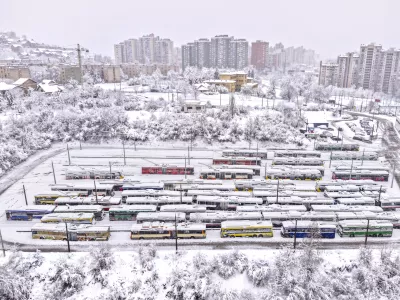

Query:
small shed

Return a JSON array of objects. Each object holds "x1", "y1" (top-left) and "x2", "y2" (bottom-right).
[
  {"x1": 13, "y1": 78, "x2": 37, "y2": 91},
  {"x1": 183, "y1": 100, "x2": 207, "y2": 113}
]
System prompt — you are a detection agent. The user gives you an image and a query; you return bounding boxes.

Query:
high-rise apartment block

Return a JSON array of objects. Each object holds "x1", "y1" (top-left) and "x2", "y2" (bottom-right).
[
  {"x1": 182, "y1": 35, "x2": 249, "y2": 70},
  {"x1": 318, "y1": 62, "x2": 338, "y2": 87},
  {"x1": 319, "y1": 43, "x2": 400, "y2": 94},
  {"x1": 114, "y1": 34, "x2": 175, "y2": 65},
  {"x1": 251, "y1": 40, "x2": 269, "y2": 70}
]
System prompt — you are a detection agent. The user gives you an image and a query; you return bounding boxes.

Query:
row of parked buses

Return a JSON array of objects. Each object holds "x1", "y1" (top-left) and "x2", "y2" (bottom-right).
[
  {"x1": 142, "y1": 166, "x2": 194, "y2": 175},
  {"x1": 29, "y1": 219, "x2": 394, "y2": 241},
  {"x1": 315, "y1": 143, "x2": 359, "y2": 151},
  {"x1": 331, "y1": 151, "x2": 378, "y2": 160}
]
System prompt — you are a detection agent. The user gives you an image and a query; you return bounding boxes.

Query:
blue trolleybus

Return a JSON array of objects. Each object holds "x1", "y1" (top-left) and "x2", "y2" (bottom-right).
[{"x1": 280, "y1": 221, "x2": 336, "y2": 239}]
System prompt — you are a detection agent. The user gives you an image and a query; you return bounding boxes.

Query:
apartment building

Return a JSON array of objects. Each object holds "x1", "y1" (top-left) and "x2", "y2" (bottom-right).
[
  {"x1": 318, "y1": 62, "x2": 338, "y2": 87},
  {"x1": 336, "y1": 52, "x2": 359, "y2": 88},
  {"x1": 182, "y1": 43, "x2": 195, "y2": 70},
  {"x1": 357, "y1": 43, "x2": 383, "y2": 91},
  {"x1": 229, "y1": 39, "x2": 249, "y2": 69},
  {"x1": 114, "y1": 43, "x2": 125, "y2": 64},
  {"x1": 121, "y1": 63, "x2": 179, "y2": 77},
  {"x1": 0, "y1": 66, "x2": 31, "y2": 81},
  {"x1": 114, "y1": 34, "x2": 174, "y2": 65},
  {"x1": 251, "y1": 40, "x2": 269, "y2": 70},
  {"x1": 210, "y1": 35, "x2": 233, "y2": 68},
  {"x1": 375, "y1": 48, "x2": 400, "y2": 94},
  {"x1": 194, "y1": 39, "x2": 211, "y2": 68},
  {"x1": 155, "y1": 38, "x2": 174, "y2": 65},
  {"x1": 102, "y1": 66, "x2": 121, "y2": 83},
  {"x1": 59, "y1": 66, "x2": 81, "y2": 84}
]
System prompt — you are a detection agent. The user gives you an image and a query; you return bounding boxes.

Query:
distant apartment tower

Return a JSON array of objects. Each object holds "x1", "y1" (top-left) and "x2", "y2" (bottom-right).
[
  {"x1": 376, "y1": 48, "x2": 400, "y2": 94},
  {"x1": 210, "y1": 35, "x2": 233, "y2": 68},
  {"x1": 336, "y1": 53, "x2": 359, "y2": 88},
  {"x1": 357, "y1": 43, "x2": 383, "y2": 91},
  {"x1": 139, "y1": 34, "x2": 156, "y2": 64},
  {"x1": 251, "y1": 40, "x2": 269, "y2": 70},
  {"x1": 229, "y1": 39, "x2": 249, "y2": 69},
  {"x1": 194, "y1": 39, "x2": 211, "y2": 68},
  {"x1": 155, "y1": 38, "x2": 174, "y2": 64},
  {"x1": 124, "y1": 39, "x2": 139, "y2": 63},
  {"x1": 114, "y1": 43, "x2": 125, "y2": 64},
  {"x1": 182, "y1": 43, "x2": 195, "y2": 70},
  {"x1": 318, "y1": 62, "x2": 338, "y2": 87}
]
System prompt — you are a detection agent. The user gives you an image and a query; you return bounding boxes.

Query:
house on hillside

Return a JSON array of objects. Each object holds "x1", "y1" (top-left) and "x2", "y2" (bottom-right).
[
  {"x1": 13, "y1": 78, "x2": 37, "y2": 93},
  {"x1": 0, "y1": 81, "x2": 17, "y2": 96},
  {"x1": 193, "y1": 83, "x2": 211, "y2": 94}
]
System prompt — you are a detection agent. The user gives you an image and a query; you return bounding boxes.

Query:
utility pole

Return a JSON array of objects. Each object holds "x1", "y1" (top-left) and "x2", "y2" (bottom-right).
[
  {"x1": 79, "y1": 141, "x2": 82, "y2": 150},
  {"x1": 122, "y1": 139, "x2": 126, "y2": 166},
  {"x1": 378, "y1": 185, "x2": 383, "y2": 204},
  {"x1": 256, "y1": 143, "x2": 259, "y2": 160},
  {"x1": 188, "y1": 146, "x2": 190, "y2": 165},
  {"x1": 184, "y1": 156, "x2": 187, "y2": 179},
  {"x1": 23, "y1": 184, "x2": 28, "y2": 205},
  {"x1": 276, "y1": 179, "x2": 280, "y2": 204},
  {"x1": 391, "y1": 164, "x2": 396, "y2": 188},
  {"x1": 364, "y1": 219, "x2": 370, "y2": 246},
  {"x1": 65, "y1": 222, "x2": 71, "y2": 253},
  {"x1": 264, "y1": 164, "x2": 267, "y2": 179},
  {"x1": 109, "y1": 161, "x2": 112, "y2": 175},
  {"x1": 329, "y1": 150, "x2": 332, "y2": 168},
  {"x1": 175, "y1": 213, "x2": 178, "y2": 254},
  {"x1": 361, "y1": 149, "x2": 365, "y2": 166},
  {"x1": 67, "y1": 144, "x2": 71, "y2": 165},
  {"x1": 349, "y1": 159, "x2": 354, "y2": 180},
  {"x1": 293, "y1": 219, "x2": 298, "y2": 250},
  {"x1": 52, "y1": 161, "x2": 57, "y2": 184},
  {"x1": 0, "y1": 230, "x2": 5, "y2": 257},
  {"x1": 93, "y1": 179, "x2": 98, "y2": 204},
  {"x1": 180, "y1": 184, "x2": 183, "y2": 203}
]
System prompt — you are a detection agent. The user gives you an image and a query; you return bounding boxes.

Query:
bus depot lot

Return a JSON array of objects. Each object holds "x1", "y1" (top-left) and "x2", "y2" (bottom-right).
[{"x1": 0, "y1": 145, "x2": 398, "y2": 250}]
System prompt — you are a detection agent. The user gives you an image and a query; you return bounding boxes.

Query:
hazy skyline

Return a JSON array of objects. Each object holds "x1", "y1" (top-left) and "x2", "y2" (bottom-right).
[{"x1": 1, "y1": 0, "x2": 399, "y2": 60}]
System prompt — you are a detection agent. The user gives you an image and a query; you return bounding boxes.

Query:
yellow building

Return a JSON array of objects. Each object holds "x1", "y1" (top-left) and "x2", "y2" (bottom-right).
[
  {"x1": 219, "y1": 71, "x2": 249, "y2": 91},
  {"x1": 204, "y1": 79, "x2": 236, "y2": 93}
]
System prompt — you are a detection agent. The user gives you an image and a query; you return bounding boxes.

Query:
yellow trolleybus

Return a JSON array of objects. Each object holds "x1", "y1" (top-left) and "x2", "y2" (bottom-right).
[
  {"x1": 220, "y1": 220, "x2": 274, "y2": 238},
  {"x1": 31, "y1": 223, "x2": 110, "y2": 241}
]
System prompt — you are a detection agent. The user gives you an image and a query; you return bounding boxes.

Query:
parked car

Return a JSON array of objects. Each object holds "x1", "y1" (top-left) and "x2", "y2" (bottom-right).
[
  {"x1": 353, "y1": 135, "x2": 363, "y2": 141},
  {"x1": 331, "y1": 136, "x2": 341, "y2": 141}
]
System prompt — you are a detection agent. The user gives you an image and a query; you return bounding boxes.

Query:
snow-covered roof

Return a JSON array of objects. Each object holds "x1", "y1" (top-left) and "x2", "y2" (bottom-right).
[
  {"x1": 184, "y1": 100, "x2": 206, "y2": 106},
  {"x1": 37, "y1": 83, "x2": 64, "y2": 93},
  {"x1": 13, "y1": 78, "x2": 33, "y2": 85},
  {"x1": 205, "y1": 79, "x2": 236, "y2": 84},
  {"x1": 0, "y1": 82, "x2": 16, "y2": 91}
]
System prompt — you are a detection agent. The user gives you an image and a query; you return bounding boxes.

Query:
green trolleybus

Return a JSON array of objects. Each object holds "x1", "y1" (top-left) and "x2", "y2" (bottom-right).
[{"x1": 337, "y1": 220, "x2": 393, "y2": 237}]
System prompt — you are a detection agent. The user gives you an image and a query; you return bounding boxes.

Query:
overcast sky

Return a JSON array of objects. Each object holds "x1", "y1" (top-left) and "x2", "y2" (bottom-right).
[{"x1": 1, "y1": 0, "x2": 399, "y2": 60}]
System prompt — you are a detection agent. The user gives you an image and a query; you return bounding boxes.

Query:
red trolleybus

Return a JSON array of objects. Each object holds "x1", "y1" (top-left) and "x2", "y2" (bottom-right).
[{"x1": 142, "y1": 166, "x2": 194, "y2": 175}]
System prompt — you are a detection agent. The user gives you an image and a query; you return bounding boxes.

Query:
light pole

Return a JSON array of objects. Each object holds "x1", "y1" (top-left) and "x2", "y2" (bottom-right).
[
  {"x1": 293, "y1": 219, "x2": 298, "y2": 250},
  {"x1": 364, "y1": 219, "x2": 370, "y2": 247}
]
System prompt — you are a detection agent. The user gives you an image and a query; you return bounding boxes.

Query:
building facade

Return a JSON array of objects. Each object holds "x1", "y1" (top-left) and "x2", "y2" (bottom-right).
[
  {"x1": 121, "y1": 63, "x2": 179, "y2": 77},
  {"x1": 357, "y1": 43, "x2": 383, "y2": 91},
  {"x1": 0, "y1": 66, "x2": 31, "y2": 81},
  {"x1": 336, "y1": 52, "x2": 359, "y2": 88},
  {"x1": 59, "y1": 66, "x2": 81, "y2": 84},
  {"x1": 229, "y1": 39, "x2": 249, "y2": 69},
  {"x1": 318, "y1": 62, "x2": 338, "y2": 87},
  {"x1": 251, "y1": 40, "x2": 269, "y2": 70},
  {"x1": 102, "y1": 66, "x2": 121, "y2": 83}
]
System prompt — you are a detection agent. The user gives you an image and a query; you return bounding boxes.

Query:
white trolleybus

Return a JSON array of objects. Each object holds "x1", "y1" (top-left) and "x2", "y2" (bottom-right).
[
  {"x1": 194, "y1": 195, "x2": 262, "y2": 210},
  {"x1": 40, "y1": 213, "x2": 95, "y2": 224},
  {"x1": 200, "y1": 169, "x2": 254, "y2": 180},
  {"x1": 121, "y1": 190, "x2": 181, "y2": 203},
  {"x1": 131, "y1": 222, "x2": 206, "y2": 240},
  {"x1": 316, "y1": 180, "x2": 377, "y2": 192},
  {"x1": 222, "y1": 149, "x2": 269, "y2": 159},
  {"x1": 331, "y1": 151, "x2": 378, "y2": 161},
  {"x1": 53, "y1": 205, "x2": 105, "y2": 221},
  {"x1": 273, "y1": 150, "x2": 321, "y2": 158},
  {"x1": 272, "y1": 158, "x2": 324, "y2": 166},
  {"x1": 189, "y1": 212, "x2": 263, "y2": 228},
  {"x1": 136, "y1": 212, "x2": 187, "y2": 223},
  {"x1": 126, "y1": 196, "x2": 193, "y2": 206},
  {"x1": 265, "y1": 168, "x2": 322, "y2": 180}
]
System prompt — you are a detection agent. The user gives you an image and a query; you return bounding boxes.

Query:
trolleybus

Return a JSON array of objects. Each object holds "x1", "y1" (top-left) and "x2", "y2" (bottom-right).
[
  {"x1": 6, "y1": 206, "x2": 55, "y2": 220},
  {"x1": 109, "y1": 205, "x2": 157, "y2": 221},
  {"x1": 337, "y1": 220, "x2": 393, "y2": 237},
  {"x1": 130, "y1": 222, "x2": 206, "y2": 240},
  {"x1": 31, "y1": 223, "x2": 110, "y2": 241},
  {"x1": 281, "y1": 221, "x2": 336, "y2": 238},
  {"x1": 220, "y1": 220, "x2": 273, "y2": 238}
]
